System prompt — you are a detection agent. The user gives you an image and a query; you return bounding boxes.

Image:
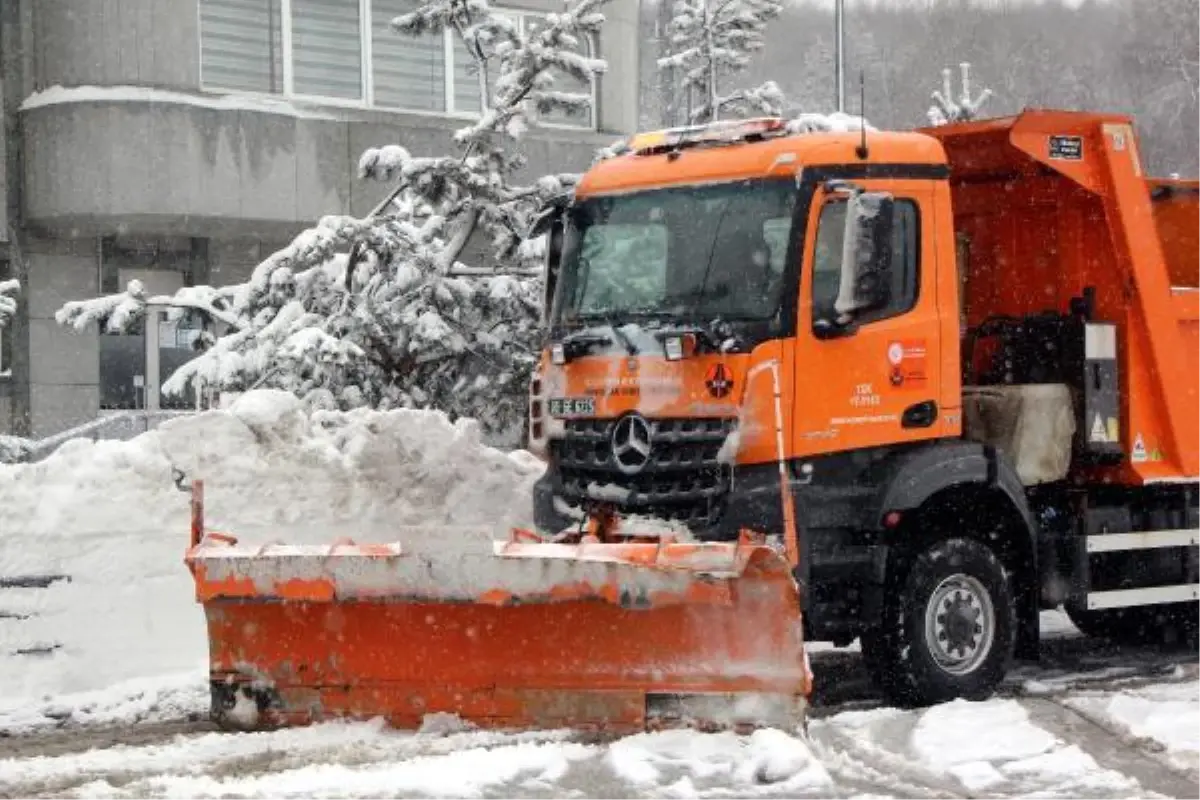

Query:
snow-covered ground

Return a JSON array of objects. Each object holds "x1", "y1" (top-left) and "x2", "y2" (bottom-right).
[
  {"x1": 2, "y1": 391, "x2": 1196, "y2": 798},
  {"x1": 0, "y1": 686, "x2": 1190, "y2": 796}
]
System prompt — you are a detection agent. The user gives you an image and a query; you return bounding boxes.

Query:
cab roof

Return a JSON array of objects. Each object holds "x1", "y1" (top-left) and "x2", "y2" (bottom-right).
[{"x1": 575, "y1": 120, "x2": 949, "y2": 199}]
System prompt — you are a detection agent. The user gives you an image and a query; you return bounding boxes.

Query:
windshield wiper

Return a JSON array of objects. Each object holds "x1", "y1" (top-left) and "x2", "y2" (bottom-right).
[
  {"x1": 571, "y1": 315, "x2": 639, "y2": 356},
  {"x1": 608, "y1": 322, "x2": 639, "y2": 355},
  {"x1": 559, "y1": 329, "x2": 612, "y2": 361}
]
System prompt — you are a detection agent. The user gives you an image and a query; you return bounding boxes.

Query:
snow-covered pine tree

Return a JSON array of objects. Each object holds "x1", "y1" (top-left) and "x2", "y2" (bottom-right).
[
  {"x1": 927, "y1": 62, "x2": 992, "y2": 126},
  {"x1": 658, "y1": 0, "x2": 785, "y2": 124},
  {"x1": 56, "y1": 0, "x2": 608, "y2": 445}
]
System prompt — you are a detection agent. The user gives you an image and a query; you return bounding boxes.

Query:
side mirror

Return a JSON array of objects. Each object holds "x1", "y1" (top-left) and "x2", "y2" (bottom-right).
[
  {"x1": 833, "y1": 191, "x2": 894, "y2": 321},
  {"x1": 541, "y1": 216, "x2": 565, "y2": 324},
  {"x1": 526, "y1": 193, "x2": 571, "y2": 326}
]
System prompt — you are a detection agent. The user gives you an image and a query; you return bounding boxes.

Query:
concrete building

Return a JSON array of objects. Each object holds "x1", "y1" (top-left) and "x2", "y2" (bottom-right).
[{"x1": 0, "y1": 0, "x2": 640, "y2": 437}]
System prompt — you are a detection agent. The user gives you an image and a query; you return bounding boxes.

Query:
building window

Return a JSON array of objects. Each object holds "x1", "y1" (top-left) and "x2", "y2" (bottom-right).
[
  {"x1": 292, "y1": 0, "x2": 364, "y2": 100},
  {"x1": 199, "y1": 0, "x2": 598, "y2": 128},
  {"x1": 200, "y1": 0, "x2": 284, "y2": 93},
  {"x1": 370, "y1": 0, "x2": 444, "y2": 111}
]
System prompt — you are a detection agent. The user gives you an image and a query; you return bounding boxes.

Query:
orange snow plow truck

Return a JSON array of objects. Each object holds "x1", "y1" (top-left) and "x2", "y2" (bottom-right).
[{"x1": 186, "y1": 109, "x2": 1197, "y2": 732}]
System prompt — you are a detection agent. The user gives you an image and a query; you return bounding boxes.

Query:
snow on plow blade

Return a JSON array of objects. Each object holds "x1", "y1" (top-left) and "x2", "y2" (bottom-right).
[{"x1": 185, "y1": 491, "x2": 810, "y2": 733}]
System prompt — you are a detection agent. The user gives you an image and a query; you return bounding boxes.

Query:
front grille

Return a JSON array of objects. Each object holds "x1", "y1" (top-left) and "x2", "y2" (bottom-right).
[{"x1": 550, "y1": 416, "x2": 736, "y2": 527}]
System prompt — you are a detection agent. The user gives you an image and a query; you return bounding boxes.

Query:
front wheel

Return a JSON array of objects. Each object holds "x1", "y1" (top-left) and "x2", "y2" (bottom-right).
[{"x1": 861, "y1": 538, "x2": 1016, "y2": 707}]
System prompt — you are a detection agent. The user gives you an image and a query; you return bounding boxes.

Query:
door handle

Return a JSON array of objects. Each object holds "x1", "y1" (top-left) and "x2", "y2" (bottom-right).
[{"x1": 902, "y1": 401, "x2": 938, "y2": 429}]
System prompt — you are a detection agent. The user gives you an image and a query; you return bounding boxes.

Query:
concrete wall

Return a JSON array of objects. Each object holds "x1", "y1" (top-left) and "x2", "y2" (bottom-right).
[
  {"x1": 0, "y1": 49, "x2": 6, "y2": 244},
  {"x1": 24, "y1": 100, "x2": 615, "y2": 240},
  {"x1": 23, "y1": 237, "x2": 99, "y2": 437},
  {"x1": 34, "y1": 0, "x2": 200, "y2": 91}
]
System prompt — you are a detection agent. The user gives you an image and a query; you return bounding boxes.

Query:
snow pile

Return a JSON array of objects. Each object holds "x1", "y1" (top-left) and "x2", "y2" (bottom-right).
[
  {"x1": 0, "y1": 390, "x2": 545, "y2": 705},
  {"x1": 910, "y1": 698, "x2": 1060, "y2": 766},
  {"x1": 785, "y1": 112, "x2": 875, "y2": 133},
  {"x1": 607, "y1": 728, "x2": 831, "y2": 792},
  {"x1": 909, "y1": 699, "x2": 1060, "y2": 792},
  {"x1": 0, "y1": 389, "x2": 543, "y2": 547},
  {"x1": 908, "y1": 698, "x2": 1139, "y2": 795}
]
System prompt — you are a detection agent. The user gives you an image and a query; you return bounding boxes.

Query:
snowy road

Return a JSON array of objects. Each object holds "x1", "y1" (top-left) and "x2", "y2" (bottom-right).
[
  {"x1": 2, "y1": 643, "x2": 1195, "y2": 799},
  {"x1": 1, "y1": 404, "x2": 1196, "y2": 797},
  {"x1": 0, "y1": 683, "x2": 1194, "y2": 798}
]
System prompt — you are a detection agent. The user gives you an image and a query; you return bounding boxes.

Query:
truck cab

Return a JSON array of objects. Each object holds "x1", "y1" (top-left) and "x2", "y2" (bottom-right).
[{"x1": 526, "y1": 112, "x2": 1198, "y2": 706}]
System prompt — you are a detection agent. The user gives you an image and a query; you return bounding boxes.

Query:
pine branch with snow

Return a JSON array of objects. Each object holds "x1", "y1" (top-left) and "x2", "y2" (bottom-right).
[
  {"x1": 0, "y1": 434, "x2": 32, "y2": 465},
  {"x1": 0, "y1": 279, "x2": 18, "y2": 328},
  {"x1": 927, "y1": 62, "x2": 993, "y2": 126},
  {"x1": 718, "y1": 79, "x2": 786, "y2": 118},
  {"x1": 55, "y1": 0, "x2": 610, "y2": 445},
  {"x1": 657, "y1": 0, "x2": 785, "y2": 124}
]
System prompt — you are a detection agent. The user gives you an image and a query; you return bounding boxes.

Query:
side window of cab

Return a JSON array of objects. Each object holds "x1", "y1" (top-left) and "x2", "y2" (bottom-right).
[{"x1": 810, "y1": 198, "x2": 921, "y2": 329}]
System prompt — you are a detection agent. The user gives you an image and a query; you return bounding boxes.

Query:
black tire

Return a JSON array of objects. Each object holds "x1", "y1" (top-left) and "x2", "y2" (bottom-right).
[{"x1": 861, "y1": 538, "x2": 1016, "y2": 707}]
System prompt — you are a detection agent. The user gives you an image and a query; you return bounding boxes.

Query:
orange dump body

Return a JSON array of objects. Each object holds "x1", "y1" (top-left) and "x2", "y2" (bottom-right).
[
  {"x1": 1148, "y1": 178, "x2": 1199, "y2": 291},
  {"x1": 926, "y1": 111, "x2": 1199, "y2": 484},
  {"x1": 185, "y1": 487, "x2": 809, "y2": 732}
]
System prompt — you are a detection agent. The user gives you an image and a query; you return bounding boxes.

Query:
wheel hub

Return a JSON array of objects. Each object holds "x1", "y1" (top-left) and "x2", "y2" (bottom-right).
[{"x1": 924, "y1": 574, "x2": 995, "y2": 676}]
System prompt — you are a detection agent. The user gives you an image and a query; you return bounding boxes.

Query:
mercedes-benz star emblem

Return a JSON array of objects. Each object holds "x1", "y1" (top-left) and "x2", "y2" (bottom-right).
[{"x1": 611, "y1": 414, "x2": 653, "y2": 475}]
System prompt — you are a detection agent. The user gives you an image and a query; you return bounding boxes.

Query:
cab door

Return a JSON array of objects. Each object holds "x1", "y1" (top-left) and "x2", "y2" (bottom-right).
[{"x1": 792, "y1": 178, "x2": 946, "y2": 458}]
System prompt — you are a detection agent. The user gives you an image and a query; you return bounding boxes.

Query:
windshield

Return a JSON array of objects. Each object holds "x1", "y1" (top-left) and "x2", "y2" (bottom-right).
[{"x1": 551, "y1": 178, "x2": 796, "y2": 329}]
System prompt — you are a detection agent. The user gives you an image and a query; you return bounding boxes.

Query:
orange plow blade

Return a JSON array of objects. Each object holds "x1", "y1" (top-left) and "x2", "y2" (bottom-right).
[{"x1": 185, "y1": 505, "x2": 810, "y2": 734}]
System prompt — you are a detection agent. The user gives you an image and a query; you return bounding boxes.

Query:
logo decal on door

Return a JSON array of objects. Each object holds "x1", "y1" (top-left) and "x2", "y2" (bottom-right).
[{"x1": 886, "y1": 339, "x2": 928, "y2": 387}]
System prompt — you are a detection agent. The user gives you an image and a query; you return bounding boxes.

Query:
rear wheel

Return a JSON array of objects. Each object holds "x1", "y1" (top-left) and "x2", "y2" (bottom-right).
[{"x1": 862, "y1": 538, "x2": 1016, "y2": 707}]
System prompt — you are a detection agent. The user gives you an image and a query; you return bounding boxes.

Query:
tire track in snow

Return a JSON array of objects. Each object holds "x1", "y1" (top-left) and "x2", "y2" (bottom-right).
[
  {"x1": 0, "y1": 719, "x2": 216, "y2": 760},
  {"x1": 0, "y1": 722, "x2": 587, "y2": 799},
  {"x1": 1022, "y1": 695, "x2": 1199, "y2": 798},
  {"x1": 806, "y1": 720, "x2": 968, "y2": 799}
]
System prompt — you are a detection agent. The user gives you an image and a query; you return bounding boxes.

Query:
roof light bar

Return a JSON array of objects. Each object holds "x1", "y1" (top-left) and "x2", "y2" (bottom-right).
[{"x1": 625, "y1": 117, "x2": 787, "y2": 156}]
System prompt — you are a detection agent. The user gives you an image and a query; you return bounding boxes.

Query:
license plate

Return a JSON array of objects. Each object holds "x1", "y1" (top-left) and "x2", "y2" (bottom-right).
[{"x1": 548, "y1": 397, "x2": 595, "y2": 417}]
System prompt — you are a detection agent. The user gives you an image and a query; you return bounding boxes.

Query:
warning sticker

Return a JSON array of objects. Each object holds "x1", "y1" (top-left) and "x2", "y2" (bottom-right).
[
  {"x1": 886, "y1": 339, "x2": 928, "y2": 388},
  {"x1": 1106, "y1": 417, "x2": 1119, "y2": 443},
  {"x1": 1049, "y1": 135, "x2": 1083, "y2": 161},
  {"x1": 1090, "y1": 414, "x2": 1108, "y2": 443},
  {"x1": 1131, "y1": 433, "x2": 1147, "y2": 463}
]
